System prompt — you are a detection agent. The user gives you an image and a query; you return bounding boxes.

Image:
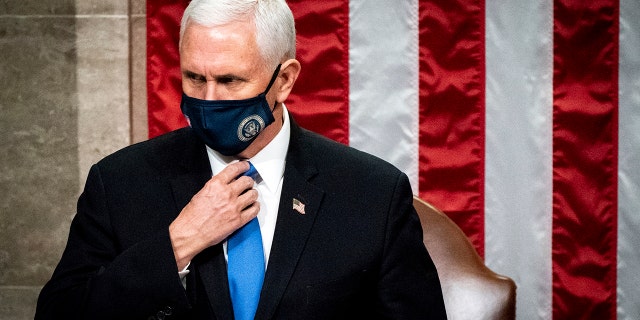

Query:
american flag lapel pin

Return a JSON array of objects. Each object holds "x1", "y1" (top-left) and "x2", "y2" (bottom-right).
[{"x1": 292, "y1": 198, "x2": 306, "y2": 215}]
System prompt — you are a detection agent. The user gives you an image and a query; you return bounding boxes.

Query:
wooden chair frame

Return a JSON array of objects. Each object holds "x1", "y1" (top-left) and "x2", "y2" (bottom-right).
[{"x1": 413, "y1": 196, "x2": 516, "y2": 320}]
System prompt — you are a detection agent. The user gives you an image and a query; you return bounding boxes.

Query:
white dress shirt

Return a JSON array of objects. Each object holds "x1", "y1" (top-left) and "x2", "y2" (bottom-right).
[
  {"x1": 207, "y1": 105, "x2": 290, "y2": 267},
  {"x1": 179, "y1": 106, "x2": 290, "y2": 286}
]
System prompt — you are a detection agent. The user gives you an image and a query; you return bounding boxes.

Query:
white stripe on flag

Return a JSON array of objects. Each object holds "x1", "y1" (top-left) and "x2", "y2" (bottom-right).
[
  {"x1": 348, "y1": 0, "x2": 420, "y2": 190},
  {"x1": 618, "y1": 0, "x2": 640, "y2": 318},
  {"x1": 485, "y1": 0, "x2": 553, "y2": 319}
]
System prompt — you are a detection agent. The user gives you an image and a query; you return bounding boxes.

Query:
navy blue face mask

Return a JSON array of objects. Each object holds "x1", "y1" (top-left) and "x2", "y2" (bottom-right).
[{"x1": 181, "y1": 64, "x2": 281, "y2": 156}]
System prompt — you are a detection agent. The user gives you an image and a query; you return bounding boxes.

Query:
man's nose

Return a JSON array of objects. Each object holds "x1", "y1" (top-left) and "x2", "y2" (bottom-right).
[{"x1": 204, "y1": 82, "x2": 220, "y2": 100}]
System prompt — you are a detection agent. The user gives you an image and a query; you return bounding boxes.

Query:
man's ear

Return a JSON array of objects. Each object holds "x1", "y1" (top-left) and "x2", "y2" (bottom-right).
[{"x1": 275, "y1": 59, "x2": 301, "y2": 103}]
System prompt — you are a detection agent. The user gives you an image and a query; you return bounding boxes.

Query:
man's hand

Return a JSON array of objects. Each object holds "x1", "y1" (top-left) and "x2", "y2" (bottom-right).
[{"x1": 169, "y1": 161, "x2": 259, "y2": 270}]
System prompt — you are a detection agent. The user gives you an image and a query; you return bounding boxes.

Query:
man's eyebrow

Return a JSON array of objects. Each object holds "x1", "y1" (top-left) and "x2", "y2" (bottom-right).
[
  {"x1": 182, "y1": 70, "x2": 247, "y2": 82},
  {"x1": 214, "y1": 73, "x2": 247, "y2": 82},
  {"x1": 183, "y1": 70, "x2": 205, "y2": 79}
]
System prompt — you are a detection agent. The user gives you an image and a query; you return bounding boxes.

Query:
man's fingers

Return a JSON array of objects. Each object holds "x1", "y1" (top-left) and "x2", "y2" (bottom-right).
[
  {"x1": 201, "y1": 161, "x2": 253, "y2": 196},
  {"x1": 239, "y1": 194, "x2": 260, "y2": 223},
  {"x1": 216, "y1": 161, "x2": 251, "y2": 183},
  {"x1": 238, "y1": 188, "x2": 259, "y2": 210},
  {"x1": 232, "y1": 175, "x2": 254, "y2": 194}
]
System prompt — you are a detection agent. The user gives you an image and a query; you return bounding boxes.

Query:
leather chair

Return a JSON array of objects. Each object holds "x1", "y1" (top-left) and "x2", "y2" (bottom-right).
[{"x1": 413, "y1": 196, "x2": 516, "y2": 320}]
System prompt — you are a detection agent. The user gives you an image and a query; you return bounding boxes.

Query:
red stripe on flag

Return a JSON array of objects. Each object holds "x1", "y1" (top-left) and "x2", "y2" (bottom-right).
[
  {"x1": 418, "y1": 0, "x2": 486, "y2": 256},
  {"x1": 146, "y1": 0, "x2": 189, "y2": 138},
  {"x1": 287, "y1": 1, "x2": 350, "y2": 144},
  {"x1": 552, "y1": 0, "x2": 619, "y2": 318}
]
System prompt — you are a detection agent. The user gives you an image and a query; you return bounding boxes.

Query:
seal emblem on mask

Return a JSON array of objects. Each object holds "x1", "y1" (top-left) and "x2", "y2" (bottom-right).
[{"x1": 238, "y1": 115, "x2": 266, "y2": 141}]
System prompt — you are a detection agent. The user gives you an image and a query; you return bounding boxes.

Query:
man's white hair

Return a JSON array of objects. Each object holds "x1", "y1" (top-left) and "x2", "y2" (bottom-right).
[{"x1": 180, "y1": 0, "x2": 296, "y2": 69}]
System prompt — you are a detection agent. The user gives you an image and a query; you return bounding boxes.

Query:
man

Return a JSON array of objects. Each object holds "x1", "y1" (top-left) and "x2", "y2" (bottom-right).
[{"x1": 36, "y1": 0, "x2": 447, "y2": 319}]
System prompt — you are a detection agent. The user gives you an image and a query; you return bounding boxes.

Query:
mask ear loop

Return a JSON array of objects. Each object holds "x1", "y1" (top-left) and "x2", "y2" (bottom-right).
[{"x1": 263, "y1": 64, "x2": 282, "y2": 111}]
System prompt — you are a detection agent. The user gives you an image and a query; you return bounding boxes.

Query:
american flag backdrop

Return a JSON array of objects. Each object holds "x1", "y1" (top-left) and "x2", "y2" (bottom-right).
[{"x1": 146, "y1": 0, "x2": 640, "y2": 319}]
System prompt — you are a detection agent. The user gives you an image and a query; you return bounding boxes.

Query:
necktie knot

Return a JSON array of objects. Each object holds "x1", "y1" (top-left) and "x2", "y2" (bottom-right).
[{"x1": 243, "y1": 161, "x2": 259, "y2": 181}]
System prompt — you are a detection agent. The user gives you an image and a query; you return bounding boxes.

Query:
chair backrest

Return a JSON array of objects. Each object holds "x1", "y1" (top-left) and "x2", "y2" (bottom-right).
[{"x1": 413, "y1": 196, "x2": 516, "y2": 320}]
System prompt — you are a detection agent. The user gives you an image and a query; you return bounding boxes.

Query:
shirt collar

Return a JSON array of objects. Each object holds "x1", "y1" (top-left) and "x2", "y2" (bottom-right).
[{"x1": 206, "y1": 105, "x2": 290, "y2": 192}]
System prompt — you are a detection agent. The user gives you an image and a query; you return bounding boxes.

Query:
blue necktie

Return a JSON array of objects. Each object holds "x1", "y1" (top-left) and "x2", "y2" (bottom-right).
[{"x1": 227, "y1": 162, "x2": 264, "y2": 320}]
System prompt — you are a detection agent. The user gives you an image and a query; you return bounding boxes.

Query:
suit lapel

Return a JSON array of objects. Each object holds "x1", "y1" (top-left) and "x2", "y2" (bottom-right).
[
  {"x1": 193, "y1": 245, "x2": 234, "y2": 319},
  {"x1": 167, "y1": 131, "x2": 234, "y2": 319},
  {"x1": 255, "y1": 119, "x2": 326, "y2": 319},
  {"x1": 168, "y1": 129, "x2": 211, "y2": 214},
  {"x1": 171, "y1": 175, "x2": 234, "y2": 318}
]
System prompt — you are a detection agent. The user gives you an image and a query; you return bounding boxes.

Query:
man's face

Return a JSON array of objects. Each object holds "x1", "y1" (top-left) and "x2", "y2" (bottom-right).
[{"x1": 180, "y1": 20, "x2": 274, "y2": 102}]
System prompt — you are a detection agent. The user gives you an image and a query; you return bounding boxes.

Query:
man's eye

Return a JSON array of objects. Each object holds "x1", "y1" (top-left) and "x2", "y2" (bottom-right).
[
  {"x1": 184, "y1": 72, "x2": 205, "y2": 83},
  {"x1": 187, "y1": 77, "x2": 202, "y2": 84},
  {"x1": 218, "y1": 77, "x2": 235, "y2": 84}
]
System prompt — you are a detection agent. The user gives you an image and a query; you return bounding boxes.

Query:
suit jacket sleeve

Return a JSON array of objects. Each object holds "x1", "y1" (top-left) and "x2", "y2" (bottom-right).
[
  {"x1": 376, "y1": 171, "x2": 447, "y2": 319},
  {"x1": 35, "y1": 164, "x2": 191, "y2": 320}
]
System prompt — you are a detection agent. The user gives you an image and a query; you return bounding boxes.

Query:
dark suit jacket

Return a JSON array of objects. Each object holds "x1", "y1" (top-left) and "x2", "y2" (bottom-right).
[{"x1": 36, "y1": 119, "x2": 447, "y2": 319}]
